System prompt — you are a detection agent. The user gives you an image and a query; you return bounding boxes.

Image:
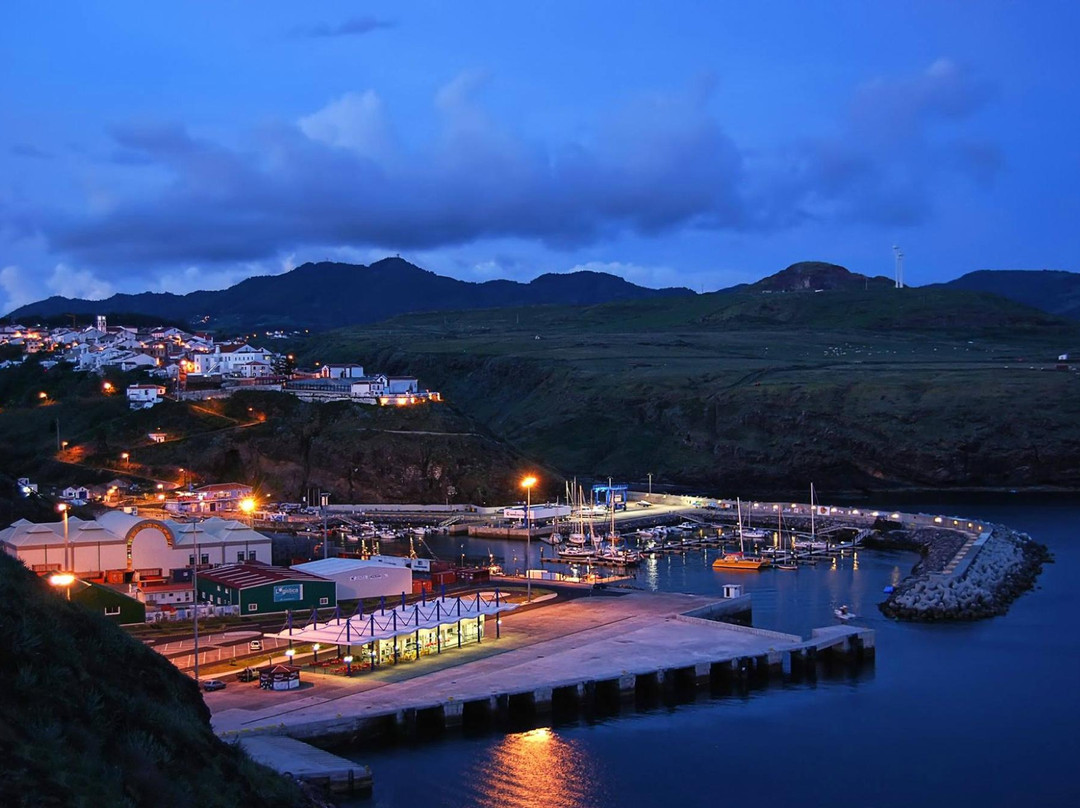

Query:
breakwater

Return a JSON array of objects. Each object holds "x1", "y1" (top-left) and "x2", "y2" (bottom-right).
[{"x1": 874, "y1": 524, "x2": 1051, "y2": 621}]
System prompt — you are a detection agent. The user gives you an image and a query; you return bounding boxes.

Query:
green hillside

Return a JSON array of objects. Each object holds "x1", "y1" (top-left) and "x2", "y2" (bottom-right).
[
  {"x1": 300, "y1": 286, "x2": 1080, "y2": 496},
  {"x1": 0, "y1": 553, "x2": 314, "y2": 808}
]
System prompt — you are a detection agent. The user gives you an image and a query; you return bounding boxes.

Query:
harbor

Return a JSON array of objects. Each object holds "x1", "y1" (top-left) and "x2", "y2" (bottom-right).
[{"x1": 211, "y1": 588, "x2": 874, "y2": 786}]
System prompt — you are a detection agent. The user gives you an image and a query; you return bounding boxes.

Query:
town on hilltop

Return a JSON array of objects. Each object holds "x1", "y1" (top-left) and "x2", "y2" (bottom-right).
[{"x1": 0, "y1": 315, "x2": 439, "y2": 407}]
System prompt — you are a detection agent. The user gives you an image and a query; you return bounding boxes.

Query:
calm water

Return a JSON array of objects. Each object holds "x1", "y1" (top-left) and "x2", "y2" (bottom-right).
[{"x1": 348, "y1": 499, "x2": 1080, "y2": 808}]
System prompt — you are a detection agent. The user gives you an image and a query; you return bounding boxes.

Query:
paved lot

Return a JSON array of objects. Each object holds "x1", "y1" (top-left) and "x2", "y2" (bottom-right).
[{"x1": 210, "y1": 590, "x2": 804, "y2": 736}]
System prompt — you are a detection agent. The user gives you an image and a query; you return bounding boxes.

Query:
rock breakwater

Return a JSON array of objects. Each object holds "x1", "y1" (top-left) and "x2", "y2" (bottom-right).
[{"x1": 875, "y1": 525, "x2": 1051, "y2": 621}]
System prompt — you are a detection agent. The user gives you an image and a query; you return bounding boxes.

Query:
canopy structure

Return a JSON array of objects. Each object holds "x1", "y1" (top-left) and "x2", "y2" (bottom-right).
[{"x1": 267, "y1": 590, "x2": 516, "y2": 647}]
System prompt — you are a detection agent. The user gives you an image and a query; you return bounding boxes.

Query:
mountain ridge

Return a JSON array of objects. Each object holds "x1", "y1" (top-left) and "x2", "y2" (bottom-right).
[{"x1": 5, "y1": 257, "x2": 695, "y2": 332}]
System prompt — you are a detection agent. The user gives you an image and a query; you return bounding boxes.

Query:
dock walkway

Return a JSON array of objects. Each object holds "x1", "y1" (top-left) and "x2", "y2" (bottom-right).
[
  {"x1": 212, "y1": 591, "x2": 872, "y2": 744},
  {"x1": 239, "y1": 735, "x2": 371, "y2": 795}
]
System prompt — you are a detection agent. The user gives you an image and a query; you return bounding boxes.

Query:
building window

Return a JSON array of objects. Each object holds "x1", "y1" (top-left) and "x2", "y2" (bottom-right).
[
  {"x1": 104, "y1": 606, "x2": 121, "y2": 616},
  {"x1": 319, "y1": 597, "x2": 328, "y2": 605},
  {"x1": 237, "y1": 551, "x2": 245, "y2": 562},
  {"x1": 188, "y1": 554, "x2": 195, "y2": 565},
  {"x1": 200, "y1": 553, "x2": 209, "y2": 565},
  {"x1": 248, "y1": 551, "x2": 257, "y2": 561},
  {"x1": 247, "y1": 603, "x2": 257, "y2": 612}
]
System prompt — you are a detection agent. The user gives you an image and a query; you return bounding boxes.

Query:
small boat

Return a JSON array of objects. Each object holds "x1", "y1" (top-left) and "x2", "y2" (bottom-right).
[
  {"x1": 557, "y1": 545, "x2": 596, "y2": 560},
  {"x1": 712, "y1": 551, "x2": 771, "y2": 570},
  {"x1": 775, "y1": 558, "x2": 798, "y2": 571},
  {"x1": 834, "y1": 605, "x2": 856, "y2": 621}
]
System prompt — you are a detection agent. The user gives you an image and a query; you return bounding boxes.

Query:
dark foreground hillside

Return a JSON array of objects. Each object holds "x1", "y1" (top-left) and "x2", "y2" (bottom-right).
[{"x1": 0, "y1": 553, "x2": 315, "y2": 808}]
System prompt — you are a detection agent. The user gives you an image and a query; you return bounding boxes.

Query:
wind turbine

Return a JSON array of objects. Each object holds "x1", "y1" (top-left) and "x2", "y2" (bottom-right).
[{"x1": 892, "y1": 245, "x2": 904, "y2": 289}]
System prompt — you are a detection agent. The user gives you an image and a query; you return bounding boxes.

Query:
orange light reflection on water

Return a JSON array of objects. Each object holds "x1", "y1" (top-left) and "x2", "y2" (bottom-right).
[{"x1": 471, "y1": 727, "x2": 602, "y2": 808}]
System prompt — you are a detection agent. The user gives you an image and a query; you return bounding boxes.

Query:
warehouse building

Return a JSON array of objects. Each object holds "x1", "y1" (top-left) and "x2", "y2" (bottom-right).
[
  {"x1": 0, "y1": 511, "x2": 271, "y2": 578},
  {"x1": 290, "y1": 557, "x2": 412, "y2": 601},
  {"x1": 197, "y1": 562, "x2": 336, "y2": 615}
]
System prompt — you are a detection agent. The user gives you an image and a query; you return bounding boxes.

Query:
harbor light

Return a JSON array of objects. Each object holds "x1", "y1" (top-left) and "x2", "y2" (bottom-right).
[{"x1": 934, "y1": 516, "x2": 943, "y2": 523}]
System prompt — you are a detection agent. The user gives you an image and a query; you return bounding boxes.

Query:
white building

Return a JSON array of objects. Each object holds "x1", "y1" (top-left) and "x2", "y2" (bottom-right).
[
  {"x1": 127, "y1": 383, "x2": 166, "y2": 409},
  {"x1": 190, "y1": 344, "x2": 276, "y2": 376},
  {"x1": 320, "y1": 364, "x2": 365, "y2": 379},
  {"x1": 290, "y1": 557, "x2": 412, "y2": 600},
  {"x1": 0, "y1": 511, "x2": 272, "y2": 577}
]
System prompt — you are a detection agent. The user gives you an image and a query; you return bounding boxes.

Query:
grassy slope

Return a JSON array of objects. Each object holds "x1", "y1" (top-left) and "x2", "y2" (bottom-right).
[
  {"x1": 0, "y1": 553, "x2": 311, "y2": 808},
  {"x1": 300, "y1": 287, "x2": 1080, "y2": 495}
]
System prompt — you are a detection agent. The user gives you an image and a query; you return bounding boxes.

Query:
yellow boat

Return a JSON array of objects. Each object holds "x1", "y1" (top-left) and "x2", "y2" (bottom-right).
[{"x1": 712, "y1": 552, "x2": 771, "y2": 571}]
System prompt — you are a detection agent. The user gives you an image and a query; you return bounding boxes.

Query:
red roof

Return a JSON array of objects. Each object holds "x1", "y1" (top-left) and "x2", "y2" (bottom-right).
[{"x1": 197, "y1": 562, "x2": 329, "y2": 590}]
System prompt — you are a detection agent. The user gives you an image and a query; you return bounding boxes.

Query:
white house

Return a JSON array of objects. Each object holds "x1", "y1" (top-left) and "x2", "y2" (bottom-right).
[
  {"x1": 127, "y1": 384, "x2": 167, "y2": 409},
  {"x1": 61, "y1": 486, "x2": 90, "y2": 502},
  {"x1": 190, "y1": 344, "x2": 276, "y2": 376},
  {"x1": 386, "y1": 376, "x2": 419, "y2": 395},
  {"x1": 320, "y1": 364, "x2": 365, "y2": 379}
]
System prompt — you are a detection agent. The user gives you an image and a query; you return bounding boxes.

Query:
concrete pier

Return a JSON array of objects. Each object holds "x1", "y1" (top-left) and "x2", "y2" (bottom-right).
[
  {"x1": 212, "y1": 591, "x2": 873, "y2": 747},
  {"x1": 239, "y1": 735, "x2": 372, "y2": 795}
]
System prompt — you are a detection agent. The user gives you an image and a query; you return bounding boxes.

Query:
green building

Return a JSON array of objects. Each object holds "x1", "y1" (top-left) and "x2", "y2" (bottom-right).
[
  {"x1": 71, "y1": 580, "x2": 147, "y2": 625},
  {"x1": 196, "y1": 562, "x2": 336, "y2": 615}
]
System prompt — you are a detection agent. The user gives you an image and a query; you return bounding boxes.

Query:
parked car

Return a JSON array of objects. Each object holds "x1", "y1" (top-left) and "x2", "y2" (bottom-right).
[
  {"x1": 248, "y1": 639, "x2": 263, "y2": 652},
  {"x1": 637, "y1": 501, "x2": 653, "y2": 508},
  {"x1": 202, "y1": 680, "x2": 226, "y2": 692},
  {"x1": 237, "y1": 668, "x2": 257, "y2": 682}
]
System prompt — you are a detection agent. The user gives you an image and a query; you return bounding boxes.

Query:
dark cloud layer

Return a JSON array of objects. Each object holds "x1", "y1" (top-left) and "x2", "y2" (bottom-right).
[{"x1": 30, "y1": 61, "x2": 998, "y2": 271}]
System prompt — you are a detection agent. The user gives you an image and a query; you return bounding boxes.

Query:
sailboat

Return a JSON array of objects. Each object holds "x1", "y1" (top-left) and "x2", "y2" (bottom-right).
[
  {"x1": 712, "y1": 498, "x2": 771, "y2": 571},
  {"x1": 775, "y1": 508, "x2": 798, "y2": 570}
]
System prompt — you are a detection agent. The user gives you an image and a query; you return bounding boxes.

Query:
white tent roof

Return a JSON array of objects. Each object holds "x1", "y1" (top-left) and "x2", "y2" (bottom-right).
[{"x1": 268, "y1": 592, "x2": 516, "y2": 646}]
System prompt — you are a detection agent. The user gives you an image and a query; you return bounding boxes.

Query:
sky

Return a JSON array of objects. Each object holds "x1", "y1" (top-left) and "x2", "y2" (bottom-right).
[{"x1": 2, "y1": 1, "x2": 1079, "y2": 314}]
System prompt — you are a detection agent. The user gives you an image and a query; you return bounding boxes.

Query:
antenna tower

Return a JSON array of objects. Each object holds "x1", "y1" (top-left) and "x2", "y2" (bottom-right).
[{"x1": 892, "y1": 245, "x2": 904, "y2": 289}]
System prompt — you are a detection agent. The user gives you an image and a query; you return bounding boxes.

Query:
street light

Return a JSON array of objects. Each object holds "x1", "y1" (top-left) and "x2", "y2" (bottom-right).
[
  {"x1": 240, "y1": 497, "x2": 256, "y2": 527},
  {"x1": 343, "y1": 654, "x2": 353, "y2": 676},
  {"x1": 285, "y1": 648, "x2": 296, "y2": 666},
  {"x1": 521, "y1": 475, "x2": 537, "y2": 603},
  {"x1": 48, "y1": 572, "x2": 75, "y2": 601},
  {"x1": 312, "y1": 643, "x2": 321, "y2": 664},
  {"x1": 320, "y1": 492, "x2": 330, "y2": 559},
  {"x1": 121, "y1": 452, "x2": 130, "y2": 467},
  {"x1": 56, "y1": 503, "x2": 70, "y2": 571}
]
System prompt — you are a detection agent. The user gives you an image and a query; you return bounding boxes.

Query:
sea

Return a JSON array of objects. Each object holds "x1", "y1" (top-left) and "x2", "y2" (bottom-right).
[{"x1": 341, "y1": 496, "x2": 1080, "y2": 808}]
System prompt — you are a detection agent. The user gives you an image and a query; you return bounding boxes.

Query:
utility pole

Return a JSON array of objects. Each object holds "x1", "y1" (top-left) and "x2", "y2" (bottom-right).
[
  {"x1": 192, "y1": 530, "x2": 200, "y2": 684},
  {"x1": 648, "y1": 473, "x2": 653, "y2": 496},
  {"x1": 321, "y1": 492, "x2": 330, "y2": 559},
  {"x1": 55, "y1": 419, "x2": 61, "y2": 452}
]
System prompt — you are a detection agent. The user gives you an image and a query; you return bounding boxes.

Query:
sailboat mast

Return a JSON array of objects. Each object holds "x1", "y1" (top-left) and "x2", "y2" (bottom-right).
[
  {"x1": 737, "y1": 497, "x2": 745, "y2": 554},
  {"x1": 810, "y1": 483, "x2": 816, "y2": 540}
]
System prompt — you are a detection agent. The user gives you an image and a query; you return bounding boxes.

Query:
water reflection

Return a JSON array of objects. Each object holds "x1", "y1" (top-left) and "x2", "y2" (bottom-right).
[{"x1": 471, "y1": 728, "x2": 602, "y2": 808}]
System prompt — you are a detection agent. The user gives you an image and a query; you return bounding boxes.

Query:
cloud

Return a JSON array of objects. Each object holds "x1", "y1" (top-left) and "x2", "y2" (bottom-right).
[
  {"x1": 763, "y1": 59, "x2": 1001, "y2": 227},
  {"x1": 297, "y1": 90, "x2": 393, "y2": 160},
  {"x1": 46, "y1": 264, "x2": 113, "y2": 300},
  {"x1": 10, "y1": 144, "x2": 53, "y2": 160},
  {"x1": 19, "y1": 61, "x2": 999, "y2": 275},
  {"x1": 292, "y1": 17, "x2": 393, "y2": 39},
  {"x1": 1, "y1": 265, "x2": 40, "y2": 313}
]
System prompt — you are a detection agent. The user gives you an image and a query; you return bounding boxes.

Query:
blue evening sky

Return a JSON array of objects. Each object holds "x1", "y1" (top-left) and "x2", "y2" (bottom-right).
[{"x1": 2, "y1": 1, "x2": 1078, "y2": 313}]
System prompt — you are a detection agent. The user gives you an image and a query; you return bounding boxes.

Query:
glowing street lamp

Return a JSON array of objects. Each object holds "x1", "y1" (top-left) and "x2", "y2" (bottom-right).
[
  {"x1": 285, "y1": 648, "x2": 296, "y2": 666},
  {"x1": 102, "y1": 381, "x2": 114, "y2": 394},
  {"x1": 312, "y1": 643, "x2": 321, "y2": 664},
  {"x1": 121, "y1": 452, "x2": 130, "y2": 467},
  {"x1": 521, "y1": 475, "x2": 537, "y2": 603},
  {"x1": 343, "y1": 654, "x2": 354, "y2": 676},
  {"x1": 240, "y1": 497, "x2": 256, "y2": 526},
  {"x1": 48, "y1": 572, "x2": 75, "y2": 601},
  {"x1": 56, "y1": 503, "x2": 70, "y2": 571}
]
